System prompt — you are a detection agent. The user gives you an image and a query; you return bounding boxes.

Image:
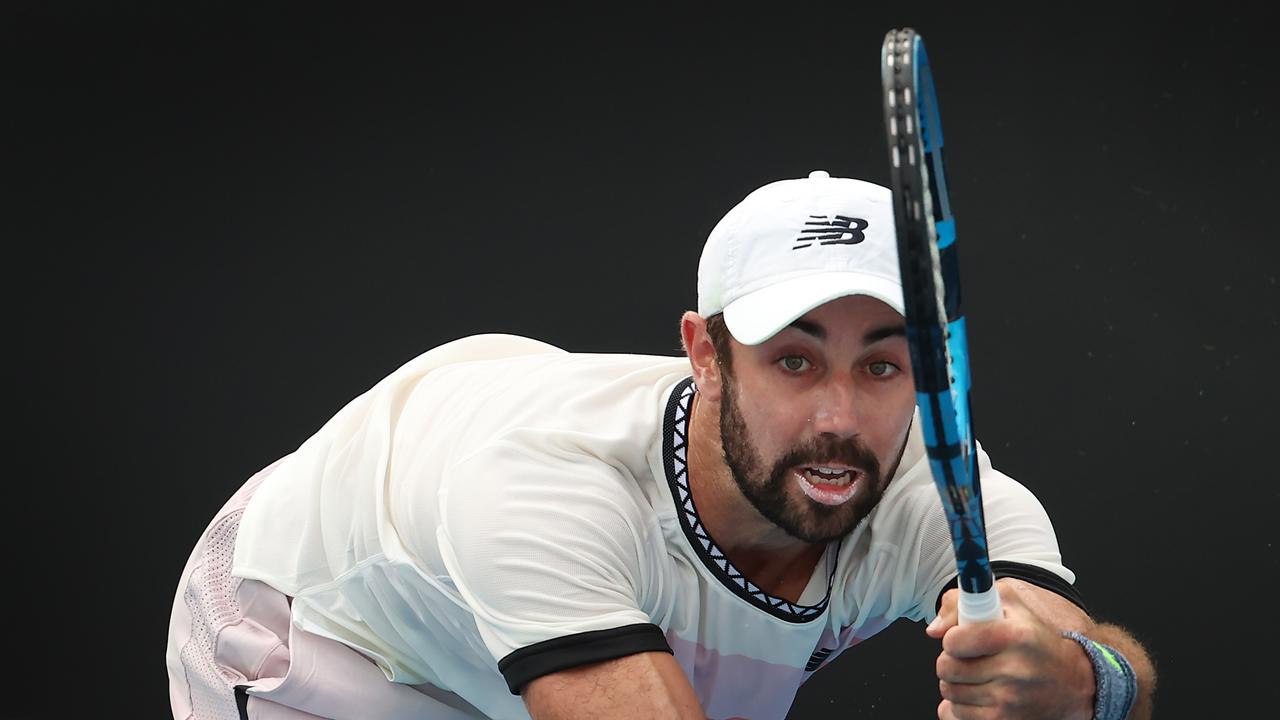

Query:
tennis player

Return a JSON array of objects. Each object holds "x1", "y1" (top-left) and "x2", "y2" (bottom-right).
[{"x1": 166, "y1": 171, "x2": 1155, "y2": 720}]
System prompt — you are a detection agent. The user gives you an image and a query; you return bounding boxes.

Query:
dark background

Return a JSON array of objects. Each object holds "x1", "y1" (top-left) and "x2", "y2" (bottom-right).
[{"x1": 8, "y1": 2, "x2": 1277, "y2": 718}]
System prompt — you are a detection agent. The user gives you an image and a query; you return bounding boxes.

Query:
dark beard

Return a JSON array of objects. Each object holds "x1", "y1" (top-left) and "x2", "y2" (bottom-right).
[{"x1": 718, "y1": 375, "x2": 895, "y2": 544}]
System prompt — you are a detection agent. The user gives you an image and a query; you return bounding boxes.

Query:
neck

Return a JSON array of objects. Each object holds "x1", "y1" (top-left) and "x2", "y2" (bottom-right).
[{"x1": 685, "y1": 391, "x2": 827, "y2": 602}]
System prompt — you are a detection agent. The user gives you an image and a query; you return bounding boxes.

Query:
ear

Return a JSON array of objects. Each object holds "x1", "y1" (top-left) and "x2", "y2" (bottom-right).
[{"x1": 680, "y1": 311, "x2": 724, "y2": 402}]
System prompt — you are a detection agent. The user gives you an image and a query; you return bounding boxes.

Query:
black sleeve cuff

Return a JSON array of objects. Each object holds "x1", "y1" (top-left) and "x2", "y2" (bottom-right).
[
  {"x1": 497, "y1": 622, "x2": 672, "y2": 694},
  {"x1": 934, "y1": 560, "x2": 1089, "y2": 616}
]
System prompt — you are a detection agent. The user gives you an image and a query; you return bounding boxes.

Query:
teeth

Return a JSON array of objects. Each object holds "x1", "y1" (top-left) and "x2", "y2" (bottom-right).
[{"x1": 804, "y1": 468, "x2": 853, "y2": 486}]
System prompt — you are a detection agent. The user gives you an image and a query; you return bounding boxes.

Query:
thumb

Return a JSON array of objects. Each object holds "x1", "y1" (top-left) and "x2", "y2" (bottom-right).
[
  {"x1": 926, "y1": 608, "x2": 954, "y2": 639},
  {"x1": 928, "y1": 589, "x2": 958, "y2": 638}
]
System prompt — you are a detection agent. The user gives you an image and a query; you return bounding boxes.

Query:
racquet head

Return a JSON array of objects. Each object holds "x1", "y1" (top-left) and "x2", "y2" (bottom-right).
[{"x1": 880, "y1": 27, "x2": 1000, "y2": 623}]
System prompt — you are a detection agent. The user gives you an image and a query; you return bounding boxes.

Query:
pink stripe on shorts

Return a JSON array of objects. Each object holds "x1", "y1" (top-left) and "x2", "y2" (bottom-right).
[{"x1": 165, "y1": 460, "x2": 485, "y2": 720}]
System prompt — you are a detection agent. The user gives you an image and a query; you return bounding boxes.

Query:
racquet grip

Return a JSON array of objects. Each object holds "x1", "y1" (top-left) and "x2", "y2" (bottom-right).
[{"x1": 958, "y1": 586, "x2": 1003, "y2": 624}]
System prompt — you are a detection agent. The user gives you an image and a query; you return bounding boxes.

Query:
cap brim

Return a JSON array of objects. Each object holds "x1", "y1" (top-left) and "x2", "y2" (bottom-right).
[{"x1": 721, "y1": 271, "x2": 905, "y2": 346}]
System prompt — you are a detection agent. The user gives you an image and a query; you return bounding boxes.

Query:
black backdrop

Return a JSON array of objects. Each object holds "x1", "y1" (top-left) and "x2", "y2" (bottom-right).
[{"x1": 8, "y1": 3, "x2": 1277, "y2": 718}]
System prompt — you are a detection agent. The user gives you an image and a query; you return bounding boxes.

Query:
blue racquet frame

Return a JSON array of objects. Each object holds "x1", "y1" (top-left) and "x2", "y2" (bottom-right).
[{"x1": 881, "y1": 28, "x2": 1001, "y2": 624}]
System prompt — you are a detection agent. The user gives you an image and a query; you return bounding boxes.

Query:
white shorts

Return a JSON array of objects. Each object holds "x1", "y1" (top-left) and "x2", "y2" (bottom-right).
[{"x1": 165, "y1": 460, "x2": 487, "y2": 720}]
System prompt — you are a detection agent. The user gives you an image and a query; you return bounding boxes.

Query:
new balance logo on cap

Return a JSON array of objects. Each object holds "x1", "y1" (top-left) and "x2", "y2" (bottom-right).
[{"x1": 792, "y1": 215, "x2": 869, "y2": 250}]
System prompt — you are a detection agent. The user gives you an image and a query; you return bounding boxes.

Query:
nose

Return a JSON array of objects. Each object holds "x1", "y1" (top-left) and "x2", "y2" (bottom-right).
[{"x1": 809, "y1": 376, "x2": 862, "y2": 439}]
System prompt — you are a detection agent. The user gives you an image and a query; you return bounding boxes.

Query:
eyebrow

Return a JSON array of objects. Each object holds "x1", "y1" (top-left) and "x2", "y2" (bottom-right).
[
  {"x1": 788, "y1": 319, "x2": 826, "y2": 340},
  {"x1": 864, "y1": 324, "x2": 907, "y2": 344},
  {"x1": 786, "y1": 319, "x2": 906, "y2": 345}
]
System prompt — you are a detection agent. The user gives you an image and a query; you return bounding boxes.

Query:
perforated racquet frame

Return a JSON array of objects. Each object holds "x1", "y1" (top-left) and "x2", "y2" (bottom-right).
[{"x1": 881, "y1": 28, "x2": 995, "y2": 597}]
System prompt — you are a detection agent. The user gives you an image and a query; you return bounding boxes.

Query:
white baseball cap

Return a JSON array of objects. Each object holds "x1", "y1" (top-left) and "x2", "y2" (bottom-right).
[{"x1": 697, "y1": 170, "x2": 903, "y2": 345}]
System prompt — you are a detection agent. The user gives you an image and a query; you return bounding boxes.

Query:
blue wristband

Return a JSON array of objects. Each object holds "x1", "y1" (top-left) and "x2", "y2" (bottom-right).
[{"x1": 1062, "y1": 631, "x2": 1137, "y2": 720}]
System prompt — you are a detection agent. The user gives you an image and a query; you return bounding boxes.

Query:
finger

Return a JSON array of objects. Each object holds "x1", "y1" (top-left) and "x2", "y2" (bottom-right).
[
  {"x1": 936, "y1": 650, "x2": 1000, "y2": 684},
  {"x1": 927, "y1": 589, "x2": 959, "y2": 639},
  {"x1": 939, "y1": 677, "x2": 993, "y2": 707},
  {"x1": 938, "y1": 698, "x2": 999, "y2": 720},
  {"x1": 941, "y1": 617, "x2": 1018, "y2": 658}
]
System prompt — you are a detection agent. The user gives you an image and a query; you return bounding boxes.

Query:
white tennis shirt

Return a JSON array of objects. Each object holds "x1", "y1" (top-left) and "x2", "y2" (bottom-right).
[{"x1": 232, "y1": 333, "x2": 1077, "y2": 720}]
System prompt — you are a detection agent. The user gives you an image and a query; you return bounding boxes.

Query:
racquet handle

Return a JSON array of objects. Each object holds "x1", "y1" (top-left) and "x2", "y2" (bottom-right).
[{"x1": 958, "y1": 586, "x2": 1003, "y2": 624}]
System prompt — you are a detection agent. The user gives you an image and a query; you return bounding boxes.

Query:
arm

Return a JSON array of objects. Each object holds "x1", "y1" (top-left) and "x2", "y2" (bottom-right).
[
  {"x1": 522, "y1": 651, "x2": 705, "y2": 720},
  {"x1": 927, "y1": 578, "x2": 1156, "y2": 720}
]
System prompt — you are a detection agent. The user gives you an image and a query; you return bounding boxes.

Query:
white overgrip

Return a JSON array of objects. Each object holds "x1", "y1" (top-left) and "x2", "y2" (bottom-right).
[{"x1": 958, "y1": 585, "x2": 1003, "y2": 624}]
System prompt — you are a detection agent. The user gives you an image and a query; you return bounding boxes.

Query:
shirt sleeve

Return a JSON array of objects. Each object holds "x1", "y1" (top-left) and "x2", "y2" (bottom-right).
[{"x1": 435, "y1": 437, "x2": 670, "y2": 693}]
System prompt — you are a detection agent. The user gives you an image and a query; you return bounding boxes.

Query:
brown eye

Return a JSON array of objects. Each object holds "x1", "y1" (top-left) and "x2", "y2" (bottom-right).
[{"x1": 780, "y1": 356, "x2": 811, "y2": 372}]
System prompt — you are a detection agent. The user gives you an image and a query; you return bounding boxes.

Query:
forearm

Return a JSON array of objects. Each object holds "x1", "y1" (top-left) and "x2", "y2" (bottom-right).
[{"x1": 523, "y1": 651, "x2": 705, "y2": 720}]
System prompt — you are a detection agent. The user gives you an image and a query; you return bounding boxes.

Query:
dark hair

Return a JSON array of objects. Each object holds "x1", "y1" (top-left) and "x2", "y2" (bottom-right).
[{"x1": 705, "y1": 313, "x2": 735, "y2": 376}]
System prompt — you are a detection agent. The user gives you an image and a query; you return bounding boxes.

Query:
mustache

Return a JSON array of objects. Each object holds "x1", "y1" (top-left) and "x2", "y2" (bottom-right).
[{"x1": 772, "y1": 434, "x2": 881, "y2": 477}]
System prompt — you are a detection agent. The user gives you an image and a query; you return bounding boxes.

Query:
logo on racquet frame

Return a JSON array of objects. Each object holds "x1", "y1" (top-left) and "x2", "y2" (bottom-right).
[{"x1": 793, "y1": 215, "x2": 869, "y2": 249}]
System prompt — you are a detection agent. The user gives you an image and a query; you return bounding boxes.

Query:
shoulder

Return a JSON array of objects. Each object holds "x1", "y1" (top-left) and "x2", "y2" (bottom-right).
[
  {"x1": 440, "y1": 439, "x2": 663, "y2": 576},
  {"x1": 871, "y1": 436, "x2": 1052, "y2": 531}
]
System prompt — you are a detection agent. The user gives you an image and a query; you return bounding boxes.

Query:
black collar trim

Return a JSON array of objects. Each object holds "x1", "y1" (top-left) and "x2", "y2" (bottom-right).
[{"x1": 661, "y1": 377, "x2": 834, "y2": 623}]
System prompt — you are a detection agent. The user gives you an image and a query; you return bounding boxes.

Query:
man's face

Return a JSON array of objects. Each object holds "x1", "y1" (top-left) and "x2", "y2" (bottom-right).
[{"x1": 717, "y1": 295, "x2": 915, "y2": 543}]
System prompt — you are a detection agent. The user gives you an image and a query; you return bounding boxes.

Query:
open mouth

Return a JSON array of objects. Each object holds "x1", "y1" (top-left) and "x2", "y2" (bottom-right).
[{"x1": 793, "y1": 466, "x2": 863, "y2": 506}]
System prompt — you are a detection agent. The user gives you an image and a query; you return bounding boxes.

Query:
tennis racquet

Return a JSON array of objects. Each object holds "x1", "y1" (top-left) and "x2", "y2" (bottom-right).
[{"x1": 880, "y1": 28, "x2": 1001, "y2": 624}]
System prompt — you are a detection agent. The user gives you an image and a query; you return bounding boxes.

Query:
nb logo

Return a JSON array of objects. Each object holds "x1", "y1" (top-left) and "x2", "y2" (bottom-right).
[
  {"x1": 805, "y1": 647, "x2": 835, "y2": 672},
  {"x1": 793, "y1": 215, "x2": 869, "y2": 250}
]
